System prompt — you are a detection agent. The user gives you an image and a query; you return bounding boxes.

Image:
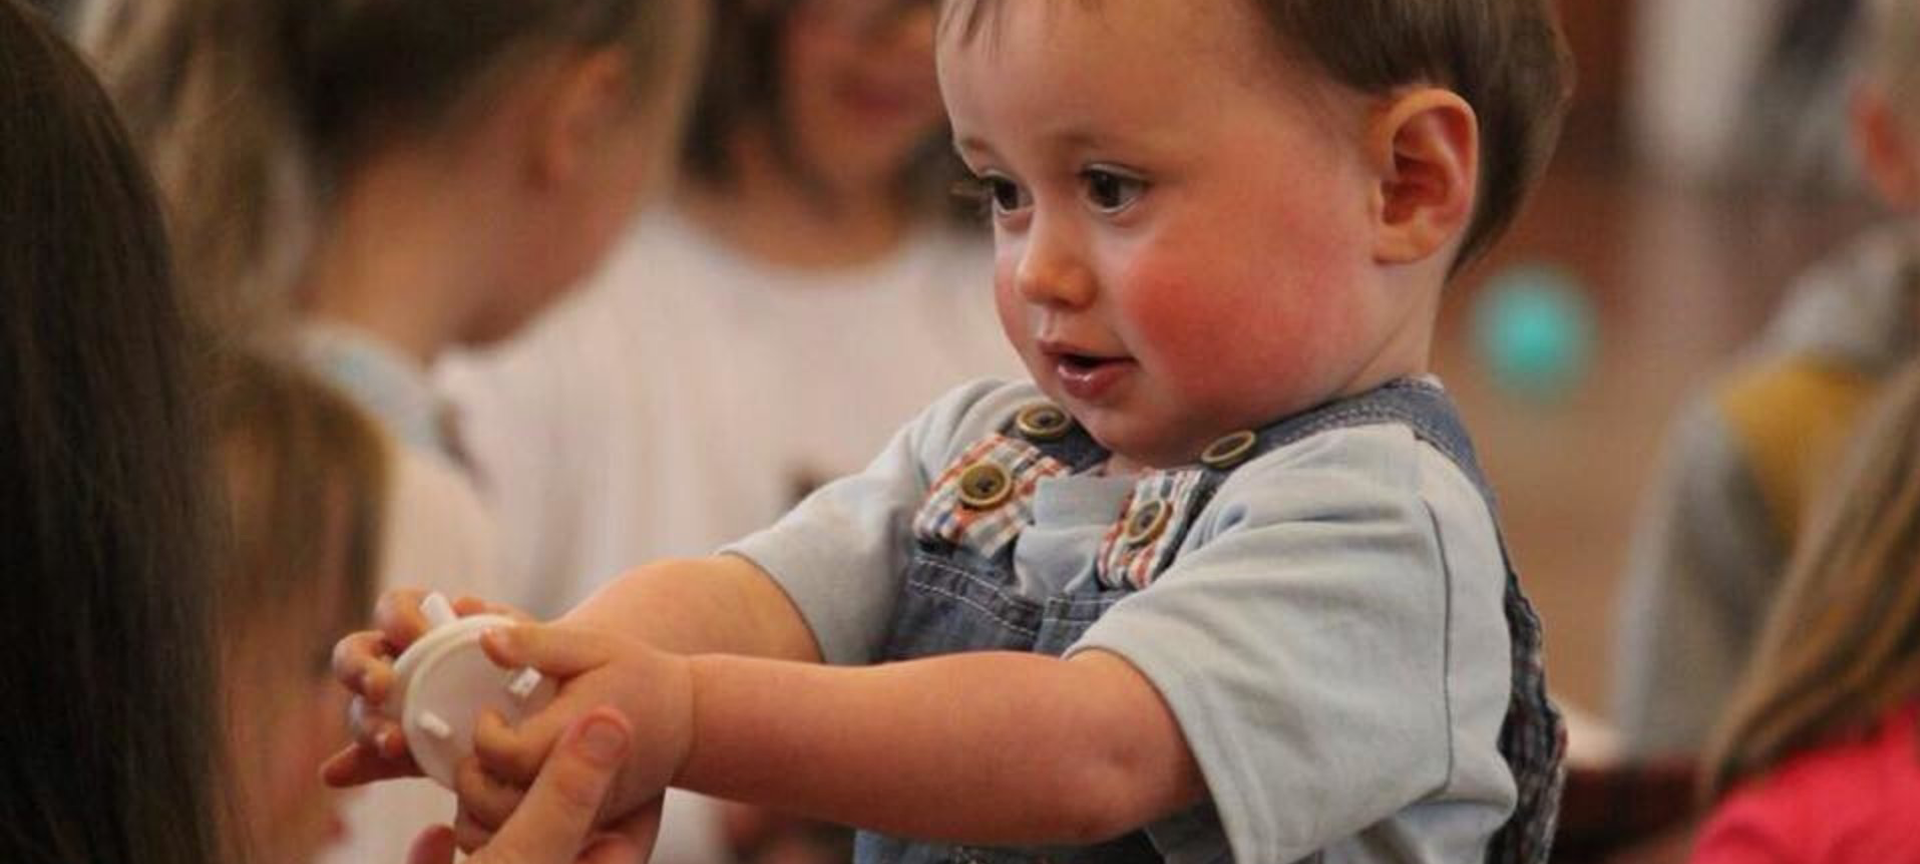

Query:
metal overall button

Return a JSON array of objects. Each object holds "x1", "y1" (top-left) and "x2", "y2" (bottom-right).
[
  {"x1": 1014, "y1": 402, "x2": 1073, "y2": 441},
  {"x1": 957, "y1": 461, "x2": 1014, "y2": 509},
  {"x1": 1124, "y1": 498, "x2": 1171, "y2": 546},
  {"x1": 1200, "y1": 429, "x2": 1258, "y2": 469}
]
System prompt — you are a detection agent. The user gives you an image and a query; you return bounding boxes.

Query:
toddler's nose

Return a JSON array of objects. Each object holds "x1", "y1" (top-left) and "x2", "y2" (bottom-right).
[{"x1": 1013, "y1": 216, "x2": 1095, "y2": 308}]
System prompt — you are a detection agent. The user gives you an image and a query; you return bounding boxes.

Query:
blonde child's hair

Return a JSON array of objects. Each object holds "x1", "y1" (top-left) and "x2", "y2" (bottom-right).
[
  {"x1": 1703, "y1": 358, "x2": 1920, "y2": 799},
  {"x1": 210, "y1": 350, "x2": 388, "y2": 628},
  {"x1": 77, "y1": 0, "x2": 700, "y2": 334}
]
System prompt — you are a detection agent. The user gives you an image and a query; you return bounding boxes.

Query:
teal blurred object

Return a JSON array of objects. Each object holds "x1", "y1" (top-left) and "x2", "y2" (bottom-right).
[{"x1": 1471, "y1": 264, "x2": 1595, "y2": 402}]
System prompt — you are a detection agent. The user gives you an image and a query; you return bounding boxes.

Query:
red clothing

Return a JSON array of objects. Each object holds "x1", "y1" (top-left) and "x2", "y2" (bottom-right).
[{"x1": 1691, "y1": 703, "x2": 1920, "y2": 864}]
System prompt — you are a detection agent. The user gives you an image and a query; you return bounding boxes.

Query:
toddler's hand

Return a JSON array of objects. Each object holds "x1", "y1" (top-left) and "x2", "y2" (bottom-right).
[
  {"x1": 321, "y1": 588, "x2": 534, "y2": 788},
  {"x1": 448, "y1": 623, "x2": 694, "y2": 852}
]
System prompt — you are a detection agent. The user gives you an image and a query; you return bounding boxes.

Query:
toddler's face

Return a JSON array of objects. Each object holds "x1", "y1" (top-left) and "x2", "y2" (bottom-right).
[
  {"x1": 940, "y1": 1, "x2": 1413, "y2": 468},
  {"x1": 225, "y1": 594, "x2": 353, "y2": 863}
]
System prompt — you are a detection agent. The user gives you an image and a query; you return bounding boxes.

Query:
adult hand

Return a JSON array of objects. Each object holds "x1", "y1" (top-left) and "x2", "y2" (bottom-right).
[{"x1": 406, "y1": 707, "x2": 662, "y2": 864}]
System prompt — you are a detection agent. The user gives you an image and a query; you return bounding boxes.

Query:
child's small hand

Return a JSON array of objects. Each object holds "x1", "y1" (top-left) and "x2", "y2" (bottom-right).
[
  {"x1": 446, "y1": 623, "x2": 693, "y2": 851},
  {"x1": 320, "y1": 588, "x2": 534, "y2": 788}
]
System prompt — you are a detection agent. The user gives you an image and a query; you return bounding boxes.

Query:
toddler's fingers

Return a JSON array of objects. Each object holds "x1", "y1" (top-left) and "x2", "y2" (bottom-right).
[
  {"x1": 475, "y1": 705, "x2": 559, "y2": 786},
  {"x1": 332, "y1": 630, "x2": 394, "y2": 702},
  {"x1": 456, "y1": 749, "x2": 528, "y2": 832},
  {"x1": 454, "y1": 594, "x2": 534, "y2": 621},
  {"x1": 480, "y1": 623, "x2": 614, "y2": 679}
]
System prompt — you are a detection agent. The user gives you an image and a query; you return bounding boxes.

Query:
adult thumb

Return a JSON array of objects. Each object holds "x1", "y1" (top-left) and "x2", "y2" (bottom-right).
[{"x1": 470, "y1": 707, "x2": 634, "y2": 864}]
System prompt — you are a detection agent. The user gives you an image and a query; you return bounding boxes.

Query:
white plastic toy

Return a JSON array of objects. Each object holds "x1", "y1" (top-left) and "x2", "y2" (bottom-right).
[{"x1": 388, "y1": 592, "x2": 558, "y2": 789}]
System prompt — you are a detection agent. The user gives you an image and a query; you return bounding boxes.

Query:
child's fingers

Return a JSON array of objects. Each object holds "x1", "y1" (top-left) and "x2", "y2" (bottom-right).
[
  {"x1": 319, "y1": 741, "x2": 422, "y2": 787},
  {"x1": 456, "y1": 749, "x2": 528, "y2": 832},
  {"x1": 374, "y1": 587, "x2": 434, "y2": 647},
  {"x1": 474, "y1": 705, "x2": 558, "y2": 786},
  {"x1": 332, "y1": 630, "x2": 394, "y2": 702},
  {"x1": 347, "y1": 696, "x2": 407, "y2": 758},
  {"x1": 480, "y1": 623, "x2": 614, "y2": 679}
]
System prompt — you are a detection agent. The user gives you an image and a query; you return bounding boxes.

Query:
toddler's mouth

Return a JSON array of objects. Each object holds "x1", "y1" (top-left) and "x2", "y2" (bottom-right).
[
  {"x1": 1044, "y1": 347, "x2": 1134, "y2": 401},
  {"x1": 1059, "y1": 353, "x2": 1108, "y2": 373}
]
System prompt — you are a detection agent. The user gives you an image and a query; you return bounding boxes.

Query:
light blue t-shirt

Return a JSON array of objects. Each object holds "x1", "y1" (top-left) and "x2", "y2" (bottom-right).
[{"x1": 729, "y1": 379, "x2": 1517, "y2": 863}]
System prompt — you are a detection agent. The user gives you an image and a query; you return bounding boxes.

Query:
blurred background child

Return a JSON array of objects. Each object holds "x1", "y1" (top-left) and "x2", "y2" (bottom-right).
[
  {"x1": 208, "y1": 351, "x2": 388, "y2": 864},
  {"x1": 73, "y1": 0, "x2": 704, "y2": 861},
  {"x1": 1613, "y1": 0, "x2": 1920, "y2": 763},
  {"x1": 442, "y1": 0, "x2": 1017, "y2": 619},
  {"x1": 76, "y1": 0, "x2": 700, "y2": 604},
  {"x1": 1690, "y1": 359, "x2": 1920, "y2": 862}
]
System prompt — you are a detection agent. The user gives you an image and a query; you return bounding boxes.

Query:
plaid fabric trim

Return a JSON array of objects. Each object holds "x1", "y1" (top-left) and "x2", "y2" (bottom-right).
[
  {"x1": 913, "y1": 435, "x2": 1069, "y2": 559},
  {"x1": 1489, "y1": 573, "x2": 1569, "y2": 864},
  {"x1": 1095, "y1": 469, "x2": 1208, "y2": 591}
]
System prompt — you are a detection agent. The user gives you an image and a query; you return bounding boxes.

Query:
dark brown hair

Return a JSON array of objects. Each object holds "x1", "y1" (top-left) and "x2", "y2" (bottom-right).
[
  {"x1": 1703, "y1": 359, "x2": 1920, "y2": 800},
  {"x1": 79, "y1": 0, "x2": 696, "y2": 332},
  {"x1": 942, "y1": 0, "x2": 1574, "y2": 270},
  {"x1": 0, "y1": 1, "x2": 226, "y2": 861}
]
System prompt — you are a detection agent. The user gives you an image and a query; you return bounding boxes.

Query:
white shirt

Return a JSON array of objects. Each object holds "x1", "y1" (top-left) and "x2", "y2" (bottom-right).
[{"x1": 442, "y1": 204, "x2": 1020, "y2": 615}]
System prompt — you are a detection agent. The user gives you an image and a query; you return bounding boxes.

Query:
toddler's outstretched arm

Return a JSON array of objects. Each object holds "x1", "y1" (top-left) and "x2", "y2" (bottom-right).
[
  {"x1": 324, "y1": 554, "x2": 820, "y2": 789},
  {"x1": 465, "y1": 583, "x2": 1205, "y2": 848}
]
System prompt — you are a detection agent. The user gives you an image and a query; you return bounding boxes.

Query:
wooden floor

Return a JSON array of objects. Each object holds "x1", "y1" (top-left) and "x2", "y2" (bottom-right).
[{"x1": 1433, "y1": 144, "x2": 1877, "y2": 722}]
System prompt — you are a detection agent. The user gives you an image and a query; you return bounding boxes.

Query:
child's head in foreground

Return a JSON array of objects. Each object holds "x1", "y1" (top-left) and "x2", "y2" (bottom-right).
[
  {"x1": 935, "y1": 0, "x2": 1571, "y2": 469},
  {"x1": 209, "y1": 351, "x2": 387, "y2": 864}
]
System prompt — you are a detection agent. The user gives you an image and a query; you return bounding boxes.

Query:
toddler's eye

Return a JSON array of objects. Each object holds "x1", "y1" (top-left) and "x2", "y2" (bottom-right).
[
  {"x1": 951, "y1": 173, "x2": 1030, "y2": 219},
  {"x1": 1082, "y1": 168, "x2": 1145, "y2": 213},
  {"x1": 984, "y1": 175, "x2": 1030, "y2": 215}
]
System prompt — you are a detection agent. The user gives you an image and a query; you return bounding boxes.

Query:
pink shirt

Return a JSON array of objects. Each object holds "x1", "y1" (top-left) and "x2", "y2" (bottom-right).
[{"x1": 1691, "y1": 702, "x2": 1920, "y2": 864}]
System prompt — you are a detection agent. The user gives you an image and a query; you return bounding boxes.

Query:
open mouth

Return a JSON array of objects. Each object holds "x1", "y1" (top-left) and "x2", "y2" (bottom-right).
[
  {"x1": 1046, "y1": 348, "x2": 1133, "y2": 400},
  {"x1": 1058, "y1": 353, "x2": 1110, "y2": 373}
]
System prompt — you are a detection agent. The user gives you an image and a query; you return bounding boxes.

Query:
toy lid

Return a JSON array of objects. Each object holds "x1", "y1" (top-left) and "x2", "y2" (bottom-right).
[{"x1": 390, "y1": 599, "x2": 557, "y2": 789}]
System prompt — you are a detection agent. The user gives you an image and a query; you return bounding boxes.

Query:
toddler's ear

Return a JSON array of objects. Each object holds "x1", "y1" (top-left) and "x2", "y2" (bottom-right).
[
  {"x1": 1367, "y1": 89, "x2": 1478, "y2": 266},
  {"x1": 1852, "y1": 81, "x2": 1920, "y2": 211}
]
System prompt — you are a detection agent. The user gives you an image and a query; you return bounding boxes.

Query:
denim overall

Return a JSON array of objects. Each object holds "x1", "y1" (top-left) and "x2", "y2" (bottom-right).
[{"x1": 855, "y1": 380, "x2": 1565, "y2": 864}]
